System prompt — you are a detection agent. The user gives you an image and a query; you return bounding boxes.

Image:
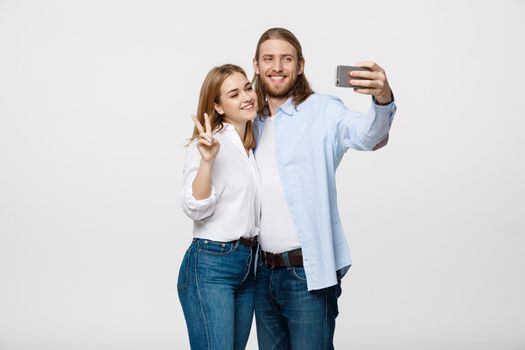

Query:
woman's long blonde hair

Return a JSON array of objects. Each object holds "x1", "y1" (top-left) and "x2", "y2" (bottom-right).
[{"x1": 189, "y1": 64, "x2": 256, "y2": 150}]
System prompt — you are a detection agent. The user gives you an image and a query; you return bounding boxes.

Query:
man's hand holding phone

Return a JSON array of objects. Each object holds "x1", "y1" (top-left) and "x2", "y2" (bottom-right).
[{"x1": 336, "y1": 62, "x2": 393, "y2": 105}]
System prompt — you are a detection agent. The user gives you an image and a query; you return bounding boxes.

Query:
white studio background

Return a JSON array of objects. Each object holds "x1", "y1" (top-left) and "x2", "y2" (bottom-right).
[{"x1": 1, "y1": 0, "x2": 524, "y2": 349}]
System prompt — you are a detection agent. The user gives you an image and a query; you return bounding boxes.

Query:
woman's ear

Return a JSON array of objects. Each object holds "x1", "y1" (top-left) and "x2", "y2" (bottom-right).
[{"x1": 214, "y1": 103, "x2": 224, "y2": 115}]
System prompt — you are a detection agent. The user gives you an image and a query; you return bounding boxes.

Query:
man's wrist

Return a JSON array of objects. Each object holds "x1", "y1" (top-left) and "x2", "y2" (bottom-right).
[{"x1": 374, "y1": 91, "x2": 394, "y2": 105}]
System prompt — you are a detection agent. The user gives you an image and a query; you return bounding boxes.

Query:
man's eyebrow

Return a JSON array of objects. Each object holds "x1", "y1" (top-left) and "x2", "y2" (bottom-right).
[{"x1": 261, "y1": 53, "x2": 294, "y2": 58}]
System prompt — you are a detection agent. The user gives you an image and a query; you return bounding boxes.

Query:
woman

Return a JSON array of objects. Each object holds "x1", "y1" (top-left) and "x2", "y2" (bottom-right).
[{"x1": 177, "y1": 64, "x2": 260, "y2": 350}]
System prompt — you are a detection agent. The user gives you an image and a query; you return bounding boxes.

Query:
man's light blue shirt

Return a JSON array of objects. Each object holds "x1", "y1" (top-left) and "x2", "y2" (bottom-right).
[{"x1": 253, "y1": 94, "x2": 396, "y2": 291}]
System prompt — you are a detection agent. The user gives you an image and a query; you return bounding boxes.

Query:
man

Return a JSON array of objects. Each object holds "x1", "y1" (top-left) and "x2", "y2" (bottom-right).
[{"x1": 251, "y1": 27, "x2": 396, "y2": 349}]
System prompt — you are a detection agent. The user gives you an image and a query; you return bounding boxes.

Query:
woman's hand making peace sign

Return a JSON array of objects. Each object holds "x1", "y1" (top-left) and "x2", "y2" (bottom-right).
[{"x1": 191, "y1": 113, "x2": 220, "y2": 162}]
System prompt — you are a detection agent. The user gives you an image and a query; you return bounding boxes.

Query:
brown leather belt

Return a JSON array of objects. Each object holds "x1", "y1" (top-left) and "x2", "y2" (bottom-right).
[
  {"x1": 238, "y1": 236, "x2": 259, "y2": 248},
  {"x1": 262, "y1": 248, "x2": 303, "y2": 267}
]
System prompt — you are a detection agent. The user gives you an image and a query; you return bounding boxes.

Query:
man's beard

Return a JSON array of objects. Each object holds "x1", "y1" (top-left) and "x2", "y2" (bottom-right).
[{"x1": 260, "y1": 75, "x2": 296, "y2": 99}]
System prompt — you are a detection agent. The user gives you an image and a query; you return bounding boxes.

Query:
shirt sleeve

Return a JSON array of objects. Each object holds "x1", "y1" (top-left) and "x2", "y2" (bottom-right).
[
  {"x1": 329, "y1": 96, "x2": 396, "y2": 154},
  {"x1": 180, "y1": 141, "x2": 218, "y2": 221}
]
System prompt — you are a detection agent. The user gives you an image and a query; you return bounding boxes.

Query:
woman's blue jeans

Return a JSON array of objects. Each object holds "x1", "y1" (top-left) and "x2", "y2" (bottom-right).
[{"x1": 177, "y1": 238, "x2": 256, "y2": 350}]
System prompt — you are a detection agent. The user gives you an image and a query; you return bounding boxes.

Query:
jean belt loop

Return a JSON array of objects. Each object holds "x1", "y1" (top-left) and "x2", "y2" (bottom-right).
[
  {"x1": 234, "y1": 239, "x2": 240, "y2": 250},
  {"x1": 282, "y1": 251, "x2": 291, "y2": 269}
]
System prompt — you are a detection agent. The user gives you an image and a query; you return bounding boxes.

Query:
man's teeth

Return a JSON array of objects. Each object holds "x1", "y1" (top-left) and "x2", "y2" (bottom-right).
[{"x1": 270, "y1": 76, "x2": 285, "y2": 81}]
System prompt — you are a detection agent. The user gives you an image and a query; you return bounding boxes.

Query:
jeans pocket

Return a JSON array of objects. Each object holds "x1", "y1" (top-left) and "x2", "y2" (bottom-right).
[
  {"x1": 291, "y1": 266, "x2": 307, "y2": 281},
  {"x1": 197, "y1": 239, "x2": 235, "y2": 256}
]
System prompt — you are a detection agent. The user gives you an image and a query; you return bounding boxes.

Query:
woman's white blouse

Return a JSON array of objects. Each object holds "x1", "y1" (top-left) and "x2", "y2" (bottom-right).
[{"x1": 181, "y1": 123, "x2": 261, "y2": 242}]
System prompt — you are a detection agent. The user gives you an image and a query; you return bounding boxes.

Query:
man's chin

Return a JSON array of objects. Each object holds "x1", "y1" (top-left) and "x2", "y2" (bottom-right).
[
  {"x1": 267, "y1": 90, "x2": 290, "y2": 99},
  {"x1": 262, "y1": 82, "x2": 293, "y2": 99}
]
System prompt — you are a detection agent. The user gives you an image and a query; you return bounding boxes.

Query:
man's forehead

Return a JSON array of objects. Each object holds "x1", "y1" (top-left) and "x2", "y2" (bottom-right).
[{"x1": 259, "y1": 39, "x2": 297, "y2": 56}]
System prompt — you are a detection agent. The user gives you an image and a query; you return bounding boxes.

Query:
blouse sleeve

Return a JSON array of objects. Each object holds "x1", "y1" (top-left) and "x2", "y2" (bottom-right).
[{"x1": 180, "y1": 141, "x2": 218, "y2": 221}]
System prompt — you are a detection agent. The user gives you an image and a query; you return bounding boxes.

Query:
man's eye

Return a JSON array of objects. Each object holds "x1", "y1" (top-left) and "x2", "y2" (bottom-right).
[{"x1": 263, "y1": 57, "x2": 272, "y2": 62}]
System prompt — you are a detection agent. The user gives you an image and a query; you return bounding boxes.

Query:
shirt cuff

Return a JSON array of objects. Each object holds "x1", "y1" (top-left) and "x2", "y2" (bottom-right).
[
  {"x1": 372, "y1": 99, "x2": 397, "y2": 117},
  {"x1": 372, "y1": 92, "x2": 395, "y2": 108},
  {"x1": 183, "y1": 186, "x2": 217, "y2": 211}
]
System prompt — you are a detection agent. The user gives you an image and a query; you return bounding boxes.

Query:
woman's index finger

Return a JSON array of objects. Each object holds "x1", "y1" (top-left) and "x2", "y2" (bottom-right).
[{"x1": 191, "y1": 115, "x2": 205, "y2": 134}]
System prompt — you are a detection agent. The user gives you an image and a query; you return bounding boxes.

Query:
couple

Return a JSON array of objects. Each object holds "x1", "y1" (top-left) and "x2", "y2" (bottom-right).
[{"x1": 177, "y1": 27, "x2": 396, "y2": 350}]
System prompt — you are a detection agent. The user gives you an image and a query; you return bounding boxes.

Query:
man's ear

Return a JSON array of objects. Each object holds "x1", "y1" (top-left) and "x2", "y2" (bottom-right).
[
  {"x1": 298, "y1": 59, "x2": 305, "y2": 75},
  {"x1": 253, "y1": 58, "x2": 260, "y2": 75},
  {"x1": 214, "y1": 103, "x2": 224, "y2": 115}
]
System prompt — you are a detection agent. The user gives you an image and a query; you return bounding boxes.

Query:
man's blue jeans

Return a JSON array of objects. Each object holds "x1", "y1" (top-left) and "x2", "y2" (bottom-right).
[
  {"x1": 177, "y1": 238, "x2": 256, "y2": 350},
  {"x1": 255, "y1": 253, "x2": 342, "y2": 350}
]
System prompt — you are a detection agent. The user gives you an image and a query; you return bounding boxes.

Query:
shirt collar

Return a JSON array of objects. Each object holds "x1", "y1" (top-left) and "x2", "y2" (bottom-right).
[
  {"x1": 220, "y1": 122, "x2": 249, "y2": 159},
  {"x1": 276, "y1": 97, "x2": 296, "y2": 116},
  {"x1": 222, "y1": 122, "x2": 236, "y2": 131},
  {"x1": 214, "y1": 122, "x2": 236, "y2": 135}
]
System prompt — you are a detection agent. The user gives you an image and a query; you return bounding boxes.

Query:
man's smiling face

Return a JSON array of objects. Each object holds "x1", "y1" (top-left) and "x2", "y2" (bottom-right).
[{"x1": 254, "y1": 39, "x2": 304, "y2": 98}]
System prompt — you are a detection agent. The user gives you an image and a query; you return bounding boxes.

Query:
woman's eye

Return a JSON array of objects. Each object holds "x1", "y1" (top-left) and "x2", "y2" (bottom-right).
[{"x1": 230, "y1": 94, "x2": 238, "y2": 98}]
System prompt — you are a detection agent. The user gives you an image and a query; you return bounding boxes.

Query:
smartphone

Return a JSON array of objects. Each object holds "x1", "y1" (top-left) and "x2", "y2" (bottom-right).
[{"x1": 335, "y1": 65, "x2": 371, "y2": 88}]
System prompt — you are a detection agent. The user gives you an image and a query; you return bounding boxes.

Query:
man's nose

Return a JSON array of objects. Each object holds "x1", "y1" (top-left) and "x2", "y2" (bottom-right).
[{"x1": 272, "y1": 60, "x2": 283, "y2": 72}]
